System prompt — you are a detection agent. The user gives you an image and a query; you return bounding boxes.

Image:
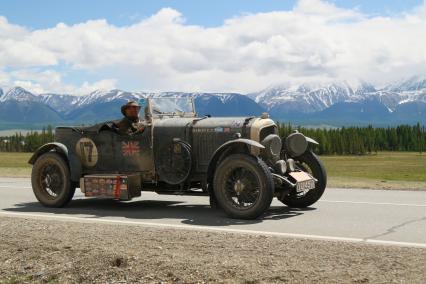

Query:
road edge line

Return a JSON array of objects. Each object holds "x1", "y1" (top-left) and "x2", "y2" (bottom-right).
[{"x1": 1, "y1": 211, "x2": 425, "y2": 249}]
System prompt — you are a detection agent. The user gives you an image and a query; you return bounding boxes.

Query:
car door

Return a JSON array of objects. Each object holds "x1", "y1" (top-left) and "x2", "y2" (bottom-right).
[{"x1": 113, "y1": 126, "x2": 155, "y2": 178}]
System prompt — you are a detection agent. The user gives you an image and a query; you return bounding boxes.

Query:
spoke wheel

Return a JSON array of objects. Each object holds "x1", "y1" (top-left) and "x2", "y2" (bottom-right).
[
  {"x1": 224, "y1": 167, "x2": 260, "y2": 210},
  {"x1": 38, "y1": 164, "x2": 63, "y2": 199},
  {"x1": 31, "y1": 152, "x2": 75, "y2": 207},
  {"x1": 157, "y1": 141, "x2": 192, "y2": 185},
  {"x1": 213, "y1": 154, "x2": 274, "y2": 219}
]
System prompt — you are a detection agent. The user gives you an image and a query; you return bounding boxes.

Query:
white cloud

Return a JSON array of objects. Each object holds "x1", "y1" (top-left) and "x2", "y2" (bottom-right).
[
  {"x1": 74, "y1": 79, "x2": 117, "y2": 94},
  {"x1": 5, "y1": 68, "x2": 116, "y2": 95},
  {"x1": 414, "y1": 0, "x2": 426, "y2": 16},
  {"x1": 0, "y1": 69, "x2": 10, "y2": 86},
  {"x1": 0, "y1": 1, "x2": 425, "y2": 93},
  {"x1": 295, "y1": 0, "x2": 362, "y2": 19},
  {"x1": 7, "y1": 78, "x2": 117, "y2": 95}
]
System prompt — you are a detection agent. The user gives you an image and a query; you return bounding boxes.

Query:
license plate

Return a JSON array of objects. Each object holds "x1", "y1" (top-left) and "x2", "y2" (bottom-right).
[{"x1": 296, "y1": 179, "x2": 316, "y2": 193}]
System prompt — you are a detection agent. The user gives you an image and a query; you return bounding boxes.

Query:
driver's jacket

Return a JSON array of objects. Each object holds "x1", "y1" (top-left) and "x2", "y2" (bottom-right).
[{"x1": 116, "y1": 116, "x2": 145, "y2": 135}]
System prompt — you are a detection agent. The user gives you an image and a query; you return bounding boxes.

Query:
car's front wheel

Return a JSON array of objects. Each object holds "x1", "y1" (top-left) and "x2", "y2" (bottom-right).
[
  {"x1": 31, "y1": 152, "x2": 75, "y2": 207},
  {"x1": 213, "y1": 154, "x2": 274, "y2": 219},
  {"x1": 279, "y1": 151, "x2": 327, "y2": 208}
]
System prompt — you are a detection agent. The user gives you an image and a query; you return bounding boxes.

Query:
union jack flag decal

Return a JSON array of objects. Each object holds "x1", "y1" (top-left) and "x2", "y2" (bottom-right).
[{"x1": 121, "y1": 141, "x2": 140, "y2": 156}]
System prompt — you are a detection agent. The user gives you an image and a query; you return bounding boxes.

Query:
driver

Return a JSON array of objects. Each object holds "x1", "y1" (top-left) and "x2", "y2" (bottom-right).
[{"x1": 116, "y1": 101, "x2": 145, "y2": 135}]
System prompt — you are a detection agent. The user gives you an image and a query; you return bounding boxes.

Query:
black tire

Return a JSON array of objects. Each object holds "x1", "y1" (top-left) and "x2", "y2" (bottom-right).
[
  {"x1": 280, "y1": 151, "x2": 327, "y2": 208},
  {"x1": 213, "y1": 154, "x2": 274, "y2": 219},
  {"x1": 31, "y1": 152, "x2": 75, "y2": 207},
  {"x1": 209, "y1": 194, "x2": 220, "y2": 210}
]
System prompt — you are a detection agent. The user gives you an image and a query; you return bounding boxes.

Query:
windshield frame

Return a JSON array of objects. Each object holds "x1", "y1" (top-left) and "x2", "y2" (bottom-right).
[{"x1": 147, "y1": 97, "x2": 196, "y2": 118}]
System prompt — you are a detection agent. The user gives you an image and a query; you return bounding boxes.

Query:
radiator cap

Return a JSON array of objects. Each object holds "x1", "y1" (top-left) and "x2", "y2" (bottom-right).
[{"x1": 260, "y1": 112, "x2": 270, "y2": 119}]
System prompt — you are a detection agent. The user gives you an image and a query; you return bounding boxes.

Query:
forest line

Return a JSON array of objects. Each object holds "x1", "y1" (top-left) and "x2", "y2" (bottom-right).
[{"x1": 0, "y1": 124, "x2": 425, "y2": 155}]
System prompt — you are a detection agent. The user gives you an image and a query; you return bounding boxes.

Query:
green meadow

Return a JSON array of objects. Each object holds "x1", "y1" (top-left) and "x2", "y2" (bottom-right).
[{"x1": 0, "y1": 151, "x2": 425, "y2": 190}]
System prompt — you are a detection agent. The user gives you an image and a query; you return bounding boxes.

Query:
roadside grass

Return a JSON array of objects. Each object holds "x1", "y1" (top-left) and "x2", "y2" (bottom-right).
[
  {"x1": 321, "y1": 151, "x2": 426, "y2": 190},
  {"x1": 0, "y1": 151, "x2": 425, "y2": 190},
  {"x1": 0, "y1": 152, "x2": 32, "y2": 177}
]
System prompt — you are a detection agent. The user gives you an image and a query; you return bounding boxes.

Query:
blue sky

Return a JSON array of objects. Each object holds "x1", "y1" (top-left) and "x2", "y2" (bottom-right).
[
  {"x1": 1, "y1": 0, "x2": 423, "y2": 28},
  {"x1": 0, "y1": 0, "x2": 425, "y2": 94}
]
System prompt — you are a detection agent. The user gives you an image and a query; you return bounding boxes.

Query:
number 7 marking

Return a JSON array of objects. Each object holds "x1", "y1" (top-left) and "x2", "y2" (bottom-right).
[{"x1": 80, "y1": 141, "x2": 94, "y2": 162}]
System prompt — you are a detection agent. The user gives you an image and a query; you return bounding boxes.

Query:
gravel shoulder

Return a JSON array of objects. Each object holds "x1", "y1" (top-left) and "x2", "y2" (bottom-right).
[{"x1": 0, "y1": 216, "x2": 425, "y2": 283}]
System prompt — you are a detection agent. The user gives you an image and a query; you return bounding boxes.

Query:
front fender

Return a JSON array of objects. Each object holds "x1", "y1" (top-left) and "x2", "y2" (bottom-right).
[
  {"x1": 220, "y1": 138, "x2": 265, "y2": 151},
  {"x1": 28, "y1": 142, "x2": 82, "y2": 182},
  {"x1": 28, "y1": 142, "x2": 68, "y2": 164},
  {"x1": 306, "y1": 136, "x2": 319, "y2": 145},
  {"x1": 206, "y1": 138, "x2": 265, "y2": 183}
]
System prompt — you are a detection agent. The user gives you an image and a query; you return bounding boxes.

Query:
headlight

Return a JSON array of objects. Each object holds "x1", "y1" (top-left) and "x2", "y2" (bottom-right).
[
  {"x1": 285, "y1": 132, "x2": 308, "y2": 157},
  {"x1": 286, "y1": 158, "x2": 295, "y2": 172},
  {"x1": 275, "y1": 160, "x2": 287, "y2": 174},
  {"x1": 261, "y1": 134, "x2": 282, "y2": 163}
]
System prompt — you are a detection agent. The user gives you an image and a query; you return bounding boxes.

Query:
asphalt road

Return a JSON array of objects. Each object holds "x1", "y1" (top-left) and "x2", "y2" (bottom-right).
[{"x1": 0, "y1": 177, "x2": 425, "y2": 248}]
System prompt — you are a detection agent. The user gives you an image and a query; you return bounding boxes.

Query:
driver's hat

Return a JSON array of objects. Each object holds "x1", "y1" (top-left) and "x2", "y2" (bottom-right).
[{"x1": 121, "y1": 100, "x2": 142, "y2": 115}]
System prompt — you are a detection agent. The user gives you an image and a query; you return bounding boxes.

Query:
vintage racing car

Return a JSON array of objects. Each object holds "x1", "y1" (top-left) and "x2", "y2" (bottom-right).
[{"x1": 29, "y1": 97, "x2": 327, "y2": 219}]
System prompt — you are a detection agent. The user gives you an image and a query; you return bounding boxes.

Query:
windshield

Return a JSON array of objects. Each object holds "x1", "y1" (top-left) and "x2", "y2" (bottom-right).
[{"x1": 149, "y1": 97, "x2": 195, "y2": 117}]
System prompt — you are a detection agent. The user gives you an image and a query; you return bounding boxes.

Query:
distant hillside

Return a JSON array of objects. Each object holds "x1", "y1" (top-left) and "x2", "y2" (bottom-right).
[
  {"x1": 0, "y1": 88, "x2": 265, "y2": 129},
  {"x1": 249, "y1": 76, "x2": 426, "y2": 125},
  {"x1": 0, "y1": 76, "x2": 426, "y2": 129}
]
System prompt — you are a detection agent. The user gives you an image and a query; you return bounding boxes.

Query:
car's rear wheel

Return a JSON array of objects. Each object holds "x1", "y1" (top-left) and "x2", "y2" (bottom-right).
[
  {"x1": 213, "y1": 154, "x2": 274, "y2": 219},
  {"x1": 31, "y1": 152, "x2": 75, "y2": 207},
  {"x1": 279, "y1": 151, "x2": 327, "y2": 208}
]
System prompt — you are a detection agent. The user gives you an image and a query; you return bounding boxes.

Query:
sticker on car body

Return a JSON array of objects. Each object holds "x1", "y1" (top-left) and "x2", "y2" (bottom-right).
[
  {"x1": 122, "y1": 141, "x2": 140, "y2": 156},
  {"x1": 76, "y1": 137, "x2": 98, "y2": 167}
]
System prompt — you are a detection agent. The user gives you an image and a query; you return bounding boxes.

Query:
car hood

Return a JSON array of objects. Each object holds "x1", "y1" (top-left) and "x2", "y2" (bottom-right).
[{"x1": 152, "y1": 116, "x2": 252, "y2": 130}]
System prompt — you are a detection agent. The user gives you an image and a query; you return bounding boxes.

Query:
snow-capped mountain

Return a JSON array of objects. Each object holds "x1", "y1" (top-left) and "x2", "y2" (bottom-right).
[
  {"x1": 380, "y1": 76, "x2": 426, "y2": 108},
  {"x1": 0, "y1": 87, "x2": 65, "y2": 125},
  {"x1": 0, "y1": 88, "x2": 264, "y2": 127},
  {"x1": 71, "y1": 89, "x2": 145, "y2": 108},
  {"x1": 177, "y1": 92, "x2": 265, "y2": 116},
  {"x1": 249, "y1": 82, "x2": 363, "y2": 113},
  {"x1": 42, "y1": 90, "x2": 146, "y2": 114},
  {"x1": 0, "y1": 76, "x2": 426, "y2": 129},
  {"x1": 250, "y1": 77, "x2": 426, "y2": 117},
  {"x1": 37, "y1": 93, "x2": 77, "y2": 113},
  {"x1": 385, "y1": 76, "x2": 426, "y2": 92},
  {"x1": 0, "y1": 87, "x2": 37, "y2": 102}
]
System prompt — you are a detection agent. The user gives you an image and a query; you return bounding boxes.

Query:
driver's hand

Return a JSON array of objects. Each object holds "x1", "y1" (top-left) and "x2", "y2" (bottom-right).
[{"x1": 132, "y1": 122, "x2": 146, "y2": 133}]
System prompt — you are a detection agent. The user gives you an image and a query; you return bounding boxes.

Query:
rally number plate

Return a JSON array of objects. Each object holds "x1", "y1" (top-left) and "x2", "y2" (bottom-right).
[
  {"x1": 289, "y1": 171, "x2": 316, "y2": 194},
  {"x1": 296, "y1": 179, "x2": 316, "y2": 193}
]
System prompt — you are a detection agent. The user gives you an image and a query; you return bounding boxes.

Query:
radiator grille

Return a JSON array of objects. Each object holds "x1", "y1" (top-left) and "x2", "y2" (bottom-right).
[
  {"x1": 195, "y1": 132, "x2": 217, "y2": 165},
  {"x1": 193, "y1": 131, "x2": 231, "y2": 170}
]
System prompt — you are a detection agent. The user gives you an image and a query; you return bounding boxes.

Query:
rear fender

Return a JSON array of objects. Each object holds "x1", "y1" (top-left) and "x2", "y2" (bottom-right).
[{"x1": 28, "y1": 142, "x2": 82, "y2": 182}]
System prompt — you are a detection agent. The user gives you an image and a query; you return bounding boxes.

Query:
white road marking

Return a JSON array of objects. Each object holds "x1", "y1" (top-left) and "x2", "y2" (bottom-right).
[
  {"x1": 0, "y1": 185, "x2": 32, "y2": 189},
  {"x1": 320, "y1": 200, "x2": 426, "y2": 207},
  {"x1": 0, "y1": 211, "x2": 425, "y2": 249}
]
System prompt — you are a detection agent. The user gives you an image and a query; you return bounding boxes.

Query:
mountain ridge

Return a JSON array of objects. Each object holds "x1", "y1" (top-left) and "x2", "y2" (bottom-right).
[{"x1": 1, "y1": 76, "x2": 425, "y2": 129}]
